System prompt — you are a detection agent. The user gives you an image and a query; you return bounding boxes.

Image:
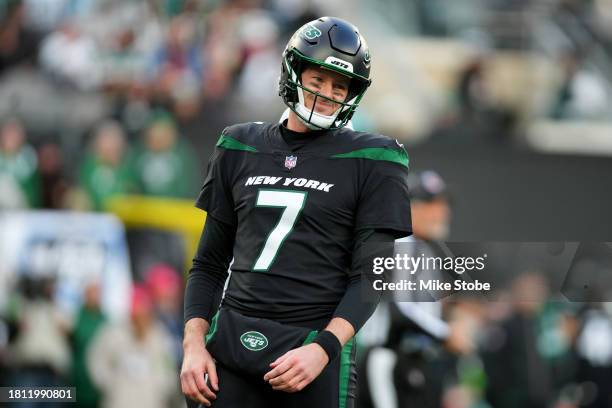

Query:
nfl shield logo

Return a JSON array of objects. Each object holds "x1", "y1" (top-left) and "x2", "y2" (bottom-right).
[{"x1": 284, "y1": 155, "x2": 297, "y2": 169}]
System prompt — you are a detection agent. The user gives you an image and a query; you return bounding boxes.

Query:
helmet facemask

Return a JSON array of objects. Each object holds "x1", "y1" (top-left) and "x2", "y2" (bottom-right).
[{"x1": 280, "y1": 49, "x2": 370, "y2": 130}]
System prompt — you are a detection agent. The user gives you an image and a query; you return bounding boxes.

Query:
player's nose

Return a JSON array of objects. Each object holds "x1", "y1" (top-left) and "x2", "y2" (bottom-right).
[{"x1": 318, "y1": 80, "x2": 333, "y2": 98}]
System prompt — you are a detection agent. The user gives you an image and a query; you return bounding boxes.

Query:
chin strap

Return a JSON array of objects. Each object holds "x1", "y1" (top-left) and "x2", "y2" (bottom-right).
[
  {"x1": 279, "y1": 108, "x2": 355, "y2": 130},
  {"x1": 294, "y1": 86, "x2": 341, "y2": 129},
  {"x1": 295, "y1": 103, "x2": 336, "y2": 129}
]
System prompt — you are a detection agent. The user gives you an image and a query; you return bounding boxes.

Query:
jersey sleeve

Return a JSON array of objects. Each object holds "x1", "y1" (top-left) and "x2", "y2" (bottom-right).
[
  {"x1": 355, "y1": 153, "x2": 412, "y2": 235},
  {"x1": 195, "y1": 132, "x2": 237, "y2": 226}
]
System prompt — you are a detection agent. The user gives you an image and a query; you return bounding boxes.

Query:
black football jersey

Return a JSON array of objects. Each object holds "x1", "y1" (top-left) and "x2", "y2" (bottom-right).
[{"x1": 196, "y1": 122, "x2": 412, "y2": 323}]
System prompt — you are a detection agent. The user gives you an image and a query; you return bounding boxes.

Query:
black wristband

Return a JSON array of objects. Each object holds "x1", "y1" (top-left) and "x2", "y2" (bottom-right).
[{"x1": 312, "y1": 330, "x2": 342, "y2": 363}]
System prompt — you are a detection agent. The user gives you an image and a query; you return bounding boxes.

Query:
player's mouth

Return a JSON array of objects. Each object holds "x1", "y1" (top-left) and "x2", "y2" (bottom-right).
[{"x1": 313, "y1": 99, "x2": 336, "y2": 113}]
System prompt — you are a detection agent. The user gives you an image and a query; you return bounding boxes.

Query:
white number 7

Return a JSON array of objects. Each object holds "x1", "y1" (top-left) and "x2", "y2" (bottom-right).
[{"x1": 253, "y1": 189, "x2": 307, "y2": 271}]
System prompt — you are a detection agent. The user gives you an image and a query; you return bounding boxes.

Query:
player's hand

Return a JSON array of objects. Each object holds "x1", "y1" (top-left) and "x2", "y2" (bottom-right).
[
  {"x1": 180, "y1": 340, "x2": 218, "y2": 406},
  {"x1": 263, "y1": 343, "x2": 329, "y2": 392}
]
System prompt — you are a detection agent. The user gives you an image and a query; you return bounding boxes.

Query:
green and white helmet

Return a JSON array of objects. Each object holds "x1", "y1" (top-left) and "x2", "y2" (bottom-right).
[{"x1": 278, "y1": 17, "x2": 372, "y2": 130}]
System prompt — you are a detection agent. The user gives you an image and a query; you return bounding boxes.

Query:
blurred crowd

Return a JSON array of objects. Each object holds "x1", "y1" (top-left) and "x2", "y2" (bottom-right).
[
  {"x1": 358, "y1": 275, "x2": 612, "y2": 408},
  {"x1": 0, "y1": 0, "x2": 320, "y2": 212},
  {"x1": 362, "y1": 0, "x2": 612, "y2": 146},
  {"x1": 0, "y1": 263, "x2": 185, "y2": 408},
  {"x1": 355, "y1": 171, "x2": 612, "y2": 408},
  {"x1": 0, "y1": 113, "x2": 200, "y2": 210}
]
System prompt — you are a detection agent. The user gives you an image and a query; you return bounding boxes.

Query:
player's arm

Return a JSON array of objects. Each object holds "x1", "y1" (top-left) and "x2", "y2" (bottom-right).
[
  {"x1": 183, "y1": 214, "x2": 235, "y2": 326},
  {"x1": 182, "y1": 130, "x2": 238, "y2": 404},
  {"x1": 327, "y1": 228, "x2": 399, "y2": 337},
  {"x1": 268, "y1": 152, "x2": 413, "y2": 390},
  {"x1": 328, "y1": 147, "x2": 412, "y2": 344},
  {"x1": 265, "y1": 228, "x2": 398, "y2": 392},
  {"x1": 311, "y1": 228, "x2": 399, "y2": 359},
  {"x1": 182, "y1": 215, "x2": 236, "y2": 406},
  {"x1": 265, "y1": 144, "x2": 412, "y2": 392}
]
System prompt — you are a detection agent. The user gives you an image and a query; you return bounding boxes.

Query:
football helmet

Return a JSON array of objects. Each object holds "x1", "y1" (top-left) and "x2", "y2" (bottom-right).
[{"x1": 279, "y1": 17, "x2": 372, "y2": 130}]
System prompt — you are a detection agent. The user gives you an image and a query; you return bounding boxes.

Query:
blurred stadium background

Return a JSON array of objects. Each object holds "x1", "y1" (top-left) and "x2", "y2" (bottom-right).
[{"x1": 1, "y1": 0, "x2": 612, "y2": 407}]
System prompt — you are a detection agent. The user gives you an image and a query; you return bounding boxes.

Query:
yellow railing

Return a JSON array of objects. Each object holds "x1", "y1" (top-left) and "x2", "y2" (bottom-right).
[{"x1": 106, "y1": 195, "x2": 206, "y2": 272}]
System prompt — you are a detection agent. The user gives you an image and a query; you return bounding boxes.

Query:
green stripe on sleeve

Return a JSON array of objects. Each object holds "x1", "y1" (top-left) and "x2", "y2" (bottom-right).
[
  {"x1": 216, "y1": 135, "x2": 258, "y2": 152},
  {"x1": 331, "y1": 147, "x2": 409, "y2": 168},
  {"x1": 204, "y1": 310, "x2": 220, "y2": 344},
  {"x1": 339, "y1": 337, "x2": 355, "y2": 408},
  {"x1": 302, "y1": 330, "x2": 318, "y2": 345}
]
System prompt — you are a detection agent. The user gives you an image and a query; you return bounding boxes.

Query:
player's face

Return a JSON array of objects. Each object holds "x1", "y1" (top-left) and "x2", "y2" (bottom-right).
[{"x1": 301, "y1": 66, "x2": 350, "y2": 116}]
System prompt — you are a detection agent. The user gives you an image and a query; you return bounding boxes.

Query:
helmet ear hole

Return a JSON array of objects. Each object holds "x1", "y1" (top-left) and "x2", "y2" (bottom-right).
[
  {"x1": 347, "y1": 79, "x2": 368, "y2": 102},
  {"x1": 346, "y1": 79, "x2": 359, "y2": 101}
]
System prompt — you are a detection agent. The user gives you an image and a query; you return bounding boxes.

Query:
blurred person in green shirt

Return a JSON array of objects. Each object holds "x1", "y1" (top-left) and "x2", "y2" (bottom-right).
[
  {"x1": 70, "y1": 282, "x2": 106, "y2": 408},
  {"x1": 0, "y1": 118, "x2": 41, "y2": 209},
  {"x1": 132, "y1": 113, "x2": 197, "y2": 198},
  {"x1": 79, "y1": 120, "x2": 136, "y2": 211}
]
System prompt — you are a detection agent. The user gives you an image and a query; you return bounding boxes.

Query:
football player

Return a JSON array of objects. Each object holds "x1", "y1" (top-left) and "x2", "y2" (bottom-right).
[{"x1": 181, "y1": 16, "x2": 412, "y2": 408}]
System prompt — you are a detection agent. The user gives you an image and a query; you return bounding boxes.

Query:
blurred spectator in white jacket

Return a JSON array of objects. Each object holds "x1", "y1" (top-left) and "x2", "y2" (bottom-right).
[
  {"x1": 39, "y1": 19, "x2": 102, "y2": 90},
  {"x1": 87, "y1": 284, "x2": 176, "y2": 408}
]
